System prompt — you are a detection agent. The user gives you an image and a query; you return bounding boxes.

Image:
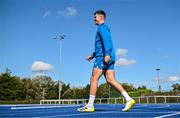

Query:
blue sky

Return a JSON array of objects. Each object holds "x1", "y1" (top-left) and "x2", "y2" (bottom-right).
[{"x1": 0, "y1": 0, "x2": 179, "y2": 91}]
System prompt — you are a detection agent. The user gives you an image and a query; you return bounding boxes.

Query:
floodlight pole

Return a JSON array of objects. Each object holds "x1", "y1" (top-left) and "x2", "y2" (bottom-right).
[
  {"x1": 156, "y1": 68, "x2": 161, "y2": 92},
  {"x1": 52, "y1": 34, "x2": 66, "y2": 103}
]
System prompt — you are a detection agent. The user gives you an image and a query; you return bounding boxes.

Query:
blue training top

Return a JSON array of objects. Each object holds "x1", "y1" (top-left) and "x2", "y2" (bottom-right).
[{"x1": 91, "y1": 23, "x2": 115, "y2": 61}]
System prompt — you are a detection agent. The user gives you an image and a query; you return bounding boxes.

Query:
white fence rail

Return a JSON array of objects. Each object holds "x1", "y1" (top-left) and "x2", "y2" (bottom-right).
[{"x1": 40, "y1": 96, "x2": 180, "y2": 105}]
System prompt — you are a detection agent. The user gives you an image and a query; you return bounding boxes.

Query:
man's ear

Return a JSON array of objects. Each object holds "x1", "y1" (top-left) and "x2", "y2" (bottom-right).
[{"x1": 100, "y1": 15, "x2": 104, "y2": 20}]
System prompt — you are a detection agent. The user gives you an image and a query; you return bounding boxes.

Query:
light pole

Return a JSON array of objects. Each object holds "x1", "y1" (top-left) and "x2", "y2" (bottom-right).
[
  {"x1": 156, "y1": 68, "x2": 161, "y2": 92},
  {"x1": 53, "y1": 34, "x2": 66, "y2": 103}
]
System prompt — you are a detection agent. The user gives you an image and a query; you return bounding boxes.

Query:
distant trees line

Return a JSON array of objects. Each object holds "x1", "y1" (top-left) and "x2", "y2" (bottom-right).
[{"x1": 0, "y1": 69, "x2": 180, "y2": 102}]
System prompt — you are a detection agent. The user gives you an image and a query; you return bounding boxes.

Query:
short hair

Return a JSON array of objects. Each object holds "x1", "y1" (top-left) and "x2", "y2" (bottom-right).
[{"x1": 94, "y1": 10, "x2": 106, "y2": 19}]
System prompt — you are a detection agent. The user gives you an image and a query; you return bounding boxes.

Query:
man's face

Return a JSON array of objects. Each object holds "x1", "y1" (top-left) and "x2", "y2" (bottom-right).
[{"x1": 94, "y1": 13, "x2": 104, "y2": 25}]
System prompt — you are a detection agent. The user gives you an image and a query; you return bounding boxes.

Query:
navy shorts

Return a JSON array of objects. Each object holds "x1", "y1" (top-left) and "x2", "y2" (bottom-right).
[{"x1": 93, "y1": 57, "x2": 115, "y2": 70}]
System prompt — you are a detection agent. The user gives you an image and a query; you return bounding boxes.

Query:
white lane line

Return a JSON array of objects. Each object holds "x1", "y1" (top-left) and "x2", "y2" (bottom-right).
[
  {"x1": 154, "y1": 112, "x2": 180, "y2": 118},
  {"x1": 148, "y1": 105, "x2": 170, "y2": 109},
  {"x1": 32, "y1": 112, "x2": 176, "y2": 118},
  {"x1": 0, "y1": 104, "x2": 40, "y2": 107},
  {"x1": 10, "y1": 104, "x2": 148, "y2": 110},
  {"x1": 11, "y1": 105, "x2": 80, "y2": 110}
]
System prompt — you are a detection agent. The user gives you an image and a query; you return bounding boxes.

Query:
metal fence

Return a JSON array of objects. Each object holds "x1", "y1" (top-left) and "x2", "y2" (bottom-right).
[{"x1": 40, "y1": 96, "x2": 180, "y2": 105}]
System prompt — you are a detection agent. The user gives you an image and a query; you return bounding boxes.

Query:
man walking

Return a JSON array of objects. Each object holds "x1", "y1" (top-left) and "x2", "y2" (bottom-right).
[{"x1": 77, "y1": 10, "x2": 135, "y2": 112}]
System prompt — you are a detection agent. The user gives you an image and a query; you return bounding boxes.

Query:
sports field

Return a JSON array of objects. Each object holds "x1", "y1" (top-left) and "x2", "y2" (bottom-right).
[{"x1": 0, "y1": 104, "x2": 180, "y2": 118}]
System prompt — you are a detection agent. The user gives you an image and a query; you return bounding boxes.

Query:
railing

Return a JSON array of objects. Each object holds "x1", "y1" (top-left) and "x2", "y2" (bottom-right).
[{"x1": 40, "y1": 96, "x2": 180, "y2": 105}]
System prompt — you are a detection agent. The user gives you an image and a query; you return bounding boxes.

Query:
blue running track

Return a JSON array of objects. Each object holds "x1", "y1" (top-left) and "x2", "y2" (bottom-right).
[{"x1": 0, "y1": 104, "x2": 180, "y2": 118}]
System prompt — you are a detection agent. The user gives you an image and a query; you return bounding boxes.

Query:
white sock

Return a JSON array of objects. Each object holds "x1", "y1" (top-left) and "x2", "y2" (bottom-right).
[
  {"x1": 87, "y1": 95, "x2": 95, "y2": 107},
  {"x1": 121, "y1": 91, "x2": 131, "y2": 102}
]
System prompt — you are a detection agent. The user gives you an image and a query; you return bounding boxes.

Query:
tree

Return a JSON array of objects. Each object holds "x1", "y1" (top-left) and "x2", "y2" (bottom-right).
[
  {"x1": 82, "y1": 84, "x2": 90, "y2": 98},
  {"x1": 61, "y1": 83, "x2": 70, "y2": 98},
  {"x1": 138, "y1": 85, "x2": 147, "y2": 90},
  {"x1": 22, "y1": 78, "x2": 34, "y2": 101},
  {"x1": 62, "y1": 88, "x2": 73, "y2": 99},
  {"x1": 172, "y1": 83, "x2": 180, "y2": 91},
  {"x1": 122, "y1": 83, "x2": 136, "y2": 92},
  {"x1": 31, "y1": 75, "x2": 56, "y2": 100},
  {"x1": 0, "y1": 69, "x2": 23, "y2": 100},
  {"x1": 73, "y1": 87, "x2": 84, "y2": 99},
  {"x1": 97, "y1": 83, "x2": 109, "y2": 98}
]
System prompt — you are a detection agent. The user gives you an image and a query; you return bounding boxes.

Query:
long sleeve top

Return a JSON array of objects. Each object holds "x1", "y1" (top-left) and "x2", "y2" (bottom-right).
[{"x1": 91, "y1": 23, "x2": 115, "y2": 61}]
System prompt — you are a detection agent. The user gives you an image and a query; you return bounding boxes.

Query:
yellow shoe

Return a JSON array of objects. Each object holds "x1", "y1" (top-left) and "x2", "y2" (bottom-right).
[
  {"x1": 77, "y1": 105, "x2": 95, "y2": 112},
  {"x1": 122, "y1": 99, "x2": 135, "y2": 112}
]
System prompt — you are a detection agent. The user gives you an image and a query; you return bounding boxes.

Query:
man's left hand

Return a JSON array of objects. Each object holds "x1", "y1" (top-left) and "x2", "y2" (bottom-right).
[{"x1": 105, "y1": 55, "x2": 110, "y2": 63}]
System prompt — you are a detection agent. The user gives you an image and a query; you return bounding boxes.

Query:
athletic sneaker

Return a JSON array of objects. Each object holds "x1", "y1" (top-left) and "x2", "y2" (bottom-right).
[
  {"x1": 122, "y1": 99, "x2": 135, "y2": 112},
  {"x1": 77, "y1": 105, "x2": 95, "y2": 112}
]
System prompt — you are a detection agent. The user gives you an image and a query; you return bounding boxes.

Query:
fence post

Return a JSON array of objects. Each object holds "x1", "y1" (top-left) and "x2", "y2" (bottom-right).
[
  {"x1": 139, "y1": 97, "x2": 140, "y2": 104},
  {"x1": 164, "y1": 96, "x2": 166, "y2": 104},
  {"x1": 147, "y1": 97, "x2": 149, "y2": 104},
  {"x1": 177, "y1": 97, "x2": 179, "y2": 103},
  {"x1": 155, "y1": 96, "x2": 157, "y2": 104}
]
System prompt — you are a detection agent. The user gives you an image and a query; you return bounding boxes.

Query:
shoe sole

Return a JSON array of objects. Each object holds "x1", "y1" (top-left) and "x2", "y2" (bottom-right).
[
  {"x1": 77, "y1": 110, "x2": 94, "y2": 112},
  {"x1": 77, "y1": 109, "x2": 95, "y2": 112}
]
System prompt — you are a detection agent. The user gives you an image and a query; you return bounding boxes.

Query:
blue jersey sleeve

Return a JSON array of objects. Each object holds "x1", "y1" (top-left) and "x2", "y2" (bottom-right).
[{"x1": 98, "y1": 26, "x2": 112, "y2": 56}]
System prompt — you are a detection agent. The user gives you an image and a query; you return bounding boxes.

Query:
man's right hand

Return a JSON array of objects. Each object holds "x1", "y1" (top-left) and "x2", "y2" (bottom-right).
[{"x1": 86, "y1": 56, "x2": 93, "y2": 61}]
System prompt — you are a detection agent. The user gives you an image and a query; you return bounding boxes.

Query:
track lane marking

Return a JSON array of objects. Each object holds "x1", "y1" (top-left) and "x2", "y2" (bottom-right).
[
  {"x1": 11, "y1": 105, "x2": 80, "y2": 110},
  {"x1": 32, "y1": 111, "x2": 177, "y2": 118},
  {"x1": 154, "y1": 112, "x2": 180, "y2": 118}
]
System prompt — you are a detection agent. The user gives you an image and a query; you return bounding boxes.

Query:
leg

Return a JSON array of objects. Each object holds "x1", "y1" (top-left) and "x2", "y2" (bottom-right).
[
  {"x1": 104, "y1": 70, "x2": 135, "y2": 112},
  {"x1": 89, "y1": 68, "x2": 104, "y2": 96},
  {"x1": 104, "y1": 70, "x2": 125, "y2": 93},
  {"x1": 86, "y1": 68, "x2": 103, "y2": 107},
  {"x1": 77, "y1": 68, "x2": 104, "y2": 112}
]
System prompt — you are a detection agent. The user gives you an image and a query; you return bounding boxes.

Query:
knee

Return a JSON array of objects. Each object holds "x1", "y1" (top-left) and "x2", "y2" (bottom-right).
[
  {"x1": 106, "y1": 78, "x2": 115, "y2": 85},
  {"x1": 90, "y1": 76, "x2": 99, "y2": 83}
]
